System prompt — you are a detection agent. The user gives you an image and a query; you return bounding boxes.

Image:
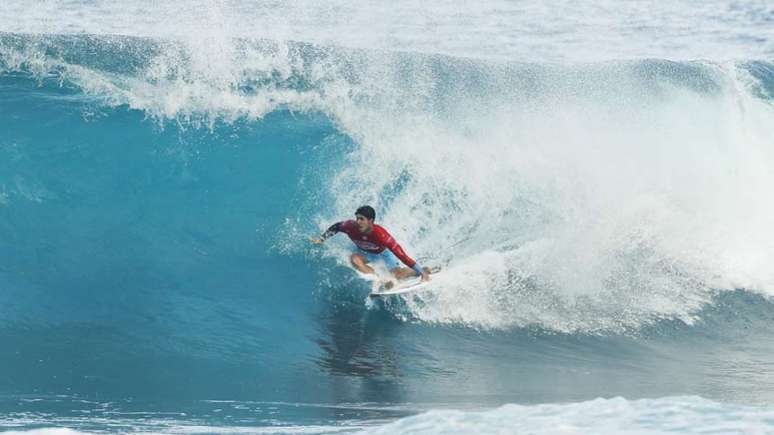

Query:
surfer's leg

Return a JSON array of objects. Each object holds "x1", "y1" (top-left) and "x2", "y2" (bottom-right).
[
  {"x1": 390, "y1": 267, "x2": 414, "y2": 279},
  {"x1": 350, "y1": 253, "x2": 376, "y2": 275},
  {"x1": 391, "y1": 266, "x2": 432, "y2": 279},
  {"x1": 382, "y1": 250, "x2": 428, "y2": 279},
  {"x1": 380, "y1": 250, "x2": 407, "y2": 279}
]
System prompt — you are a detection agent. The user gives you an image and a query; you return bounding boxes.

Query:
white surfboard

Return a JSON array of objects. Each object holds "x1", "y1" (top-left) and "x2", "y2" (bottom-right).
[{"x1": 369, "y1": 271, "x2": 441, "y2": 298}]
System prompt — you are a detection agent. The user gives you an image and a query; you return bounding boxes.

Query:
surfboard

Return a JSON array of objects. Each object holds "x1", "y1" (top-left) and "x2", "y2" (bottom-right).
[{"x1": 369, "y1": 270, "x2": 441, "y2": 298}]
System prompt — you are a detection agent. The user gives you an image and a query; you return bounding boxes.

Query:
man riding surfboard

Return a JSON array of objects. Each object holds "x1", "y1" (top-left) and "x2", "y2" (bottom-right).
[{"x1": 310, "y1": 205, "x2": 431, "y2": 288}]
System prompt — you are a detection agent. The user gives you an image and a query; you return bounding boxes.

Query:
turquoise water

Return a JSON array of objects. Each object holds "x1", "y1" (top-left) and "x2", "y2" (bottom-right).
[{"x1": 2, "y1": 2, "x2": 774, "y2": 433}]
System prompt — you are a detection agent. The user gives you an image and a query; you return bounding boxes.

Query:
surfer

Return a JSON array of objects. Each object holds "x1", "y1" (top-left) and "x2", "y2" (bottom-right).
[{"x1": 310, "y1": 205, "x2": 430, "y2": 288}]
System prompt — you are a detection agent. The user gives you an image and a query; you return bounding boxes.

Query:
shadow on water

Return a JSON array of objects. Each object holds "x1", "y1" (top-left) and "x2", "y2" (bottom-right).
[{"x1": 310, "y1": 272, "x2": 410, "y2": 405}]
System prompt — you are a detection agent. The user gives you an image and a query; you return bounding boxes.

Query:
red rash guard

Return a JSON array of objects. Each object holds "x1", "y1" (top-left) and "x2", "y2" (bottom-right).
[{"x1": 322, "y1": 220, "x2": 418, "y2": 268}]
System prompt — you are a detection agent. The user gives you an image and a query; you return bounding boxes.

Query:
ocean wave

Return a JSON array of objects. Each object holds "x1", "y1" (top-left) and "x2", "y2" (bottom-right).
[{"x1": 1, "y1": 33, "x2": 773, "y2": 334}]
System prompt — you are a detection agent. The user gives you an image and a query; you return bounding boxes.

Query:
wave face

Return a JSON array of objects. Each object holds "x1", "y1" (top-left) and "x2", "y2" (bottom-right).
[{"x1": 2, "y1": 0, "x2": 774, "y2": 432}]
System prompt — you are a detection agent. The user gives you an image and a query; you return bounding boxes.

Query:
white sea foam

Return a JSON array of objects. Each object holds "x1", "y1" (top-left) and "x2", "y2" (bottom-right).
[
  {"x1": 322, "y1": 60, "x2": 774, "y2": 332},
  {"x1": 361, "y1": 396, "x2": 774, "y2": 435},
  {"x1": 9, "y1": 397, "x2": 774, "y2": 434},
  {"x1": 1, "y1": 0, "x2": 773, "y2": 61}
]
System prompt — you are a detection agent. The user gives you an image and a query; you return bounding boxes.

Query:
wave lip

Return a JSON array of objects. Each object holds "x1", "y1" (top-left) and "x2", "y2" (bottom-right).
[{"x1": 363, "y1": 396, "x2": 774, "y2": 434}]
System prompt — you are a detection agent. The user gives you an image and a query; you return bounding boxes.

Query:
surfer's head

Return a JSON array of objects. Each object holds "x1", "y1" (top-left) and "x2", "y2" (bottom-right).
[{"x1": 355, "y1": 205, "x2": 375, "y2": 232}]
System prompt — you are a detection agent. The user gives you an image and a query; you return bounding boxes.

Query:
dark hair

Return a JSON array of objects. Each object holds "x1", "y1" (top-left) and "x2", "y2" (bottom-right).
[{"x1": 355, "y1": 205, "x2": 376, "y2": 221}]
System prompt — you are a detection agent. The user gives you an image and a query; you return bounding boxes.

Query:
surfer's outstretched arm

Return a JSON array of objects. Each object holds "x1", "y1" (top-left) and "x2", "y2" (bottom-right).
[{"x1": 310, "y1": 222, "x2": 342, "y2": 244}]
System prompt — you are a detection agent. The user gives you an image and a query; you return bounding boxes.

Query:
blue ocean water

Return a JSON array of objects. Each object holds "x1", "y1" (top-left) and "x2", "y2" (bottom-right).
[{"x1": 2, "y1": 1, "x2": 774, "y2": 433}]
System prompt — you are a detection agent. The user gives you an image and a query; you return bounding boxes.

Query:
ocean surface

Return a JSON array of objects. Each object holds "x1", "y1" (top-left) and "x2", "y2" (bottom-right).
[{"x1": 1, "y1": 1, "x2": 774, "y2": 433}]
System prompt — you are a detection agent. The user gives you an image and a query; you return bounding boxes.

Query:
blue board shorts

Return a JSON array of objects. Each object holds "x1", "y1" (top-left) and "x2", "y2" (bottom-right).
[{"x1": 352, "y1": 247, "x2": 402, "y2": 271}]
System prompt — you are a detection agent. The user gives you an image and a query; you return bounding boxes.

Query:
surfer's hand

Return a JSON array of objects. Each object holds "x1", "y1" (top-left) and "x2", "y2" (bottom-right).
[{"x1": 309, "y1": 237, "x2": 324, "y2": 245}]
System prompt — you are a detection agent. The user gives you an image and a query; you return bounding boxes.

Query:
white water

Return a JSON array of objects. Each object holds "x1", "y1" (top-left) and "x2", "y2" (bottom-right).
[
  {"x1": 323, "y1": 60, "x2": 774, "y2": 332},
  {"x1": 3, "y1": 0, "x2": 774, "y2": 61},
  {"x1": 10, "y1": 397, "x2": 774, "y2": 434},
  {"x1": 363, "y1": 396, "x2": 774, "y2": 434}
]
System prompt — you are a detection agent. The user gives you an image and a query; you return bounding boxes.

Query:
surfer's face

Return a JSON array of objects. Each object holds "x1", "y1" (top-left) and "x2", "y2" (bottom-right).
[{"x1": 355, "y1": 214, "x2": 373, "y2": 233}]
